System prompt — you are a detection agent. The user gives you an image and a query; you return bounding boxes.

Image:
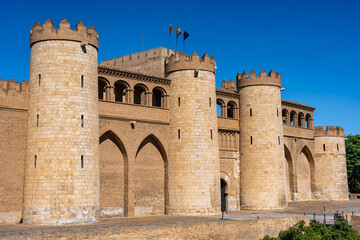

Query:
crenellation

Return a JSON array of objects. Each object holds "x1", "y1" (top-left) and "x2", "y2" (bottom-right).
[
  {"x1": 0, "y1": 20, "x2": 350, "y2": 226},
  {"x1": 314, "y1": 126, "x2": 345, "y2": 137},
  {"x1": 30, "y1": 19, "x2": 99, "y2": 50}
]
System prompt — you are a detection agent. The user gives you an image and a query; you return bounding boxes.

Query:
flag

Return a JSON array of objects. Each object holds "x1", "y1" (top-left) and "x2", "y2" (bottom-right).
[
  {"x1": 169, "y1": 24, "x2": 173, "y2": 35},
  {"x1": 176, "y1": 27, "x2": 182, "y2": 37},
  {"x1": 184, "y1": 31, "x2": 189, "y2": 40}
]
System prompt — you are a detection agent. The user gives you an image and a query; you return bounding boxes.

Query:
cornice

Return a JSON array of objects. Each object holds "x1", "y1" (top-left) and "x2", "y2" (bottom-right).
[
  {"x1": 281, "y1": 99, "x2": 315, "y2": 112},
  {"x1": 98, "y1": 65, "x2": 171, "y2": 86},
  {"x1": 216, "y1": 88, "x2": 239, "y2": 99}
]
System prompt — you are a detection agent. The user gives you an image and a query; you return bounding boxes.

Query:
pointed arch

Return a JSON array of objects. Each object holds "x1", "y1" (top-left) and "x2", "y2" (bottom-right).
[
  {"x1": 297, "y1": 145, "x2": 315, "y2": 200},
  {"x1": 99, "y1": 130, "x2": 129, "y2": 217},
  {"x1": 284, "y1": 144, "x2": 295, "y2": 201},
  {"x1": 134, "y1": 134, "x2": 168, "y2": 216}
]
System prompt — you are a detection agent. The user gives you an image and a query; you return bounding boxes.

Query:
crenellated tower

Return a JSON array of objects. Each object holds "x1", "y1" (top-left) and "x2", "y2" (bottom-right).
[
  {"x1": 23, "y1": 19, "x2": 100, "y2": 225},
  {"x1": 165, "y1": 52, "x2": 221, "y2": 215},
  {"x1": 238, "y1": 69, "x2": 288, "y2": 210},
  {"x1": 314, "y1": 126, "x2": 348, "y2": 201}
]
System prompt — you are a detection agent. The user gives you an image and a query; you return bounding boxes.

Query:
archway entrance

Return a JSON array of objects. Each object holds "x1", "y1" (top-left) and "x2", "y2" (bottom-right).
[{"x1": 220, "y1": 179, "x2": 227, "y2": 212}]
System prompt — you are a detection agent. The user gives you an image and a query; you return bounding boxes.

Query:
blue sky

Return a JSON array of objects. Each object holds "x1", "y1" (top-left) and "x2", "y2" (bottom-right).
[{"x1": 1, "y1": 0, "x2": 359, "y2": 134}]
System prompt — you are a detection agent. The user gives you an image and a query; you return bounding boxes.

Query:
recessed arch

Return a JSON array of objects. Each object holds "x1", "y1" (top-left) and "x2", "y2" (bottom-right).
[
  {"x1": 284, "y1": 144, "x2": 295, "y2": 201},
  {"x1": 297, "y1": 145, "x2": 315, "y2": 201},
  {"x1": 99, "y1": 130, "x2": 129, "y2": 217},
  {"x1": 114, "y1": 80, "x2": 130, "y2": 102},
  {"x1": 290, "y1": 111, "x2": 297, "y2": 126},
  {"x1": 98, "y1": 77, "x2": 109, "y2": 100},
  {"x1": 282, "y1": 109, "x2": 289, "y2": 125},
  {"x1": 227, "y1": 101, "x2": 237, "y2": 119},
  {"x1": 134, "y1": 134, "x2": 168, "y2": 216},
  {"x1": 152, "y1": 87, "x2": 166, "y2": 107},
  {"x1": 217, "y1": 99, "x2": 225, "y2": 117},
  {"x1": 134, "y1": 83, "x2": 149, "y2": 105}
]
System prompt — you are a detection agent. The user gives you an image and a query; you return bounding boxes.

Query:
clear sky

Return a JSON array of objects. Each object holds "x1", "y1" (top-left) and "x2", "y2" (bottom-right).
[{"x1": 1, "y1": 0, "x2": 359, "y2": 134}]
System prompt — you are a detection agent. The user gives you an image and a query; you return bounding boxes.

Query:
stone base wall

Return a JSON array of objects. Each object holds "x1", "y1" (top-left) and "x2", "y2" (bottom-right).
[{"x1": 1, "y1": 216, "x2": 308, "y2": 239}]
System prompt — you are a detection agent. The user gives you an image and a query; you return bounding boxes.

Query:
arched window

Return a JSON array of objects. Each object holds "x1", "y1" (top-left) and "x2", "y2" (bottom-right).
[
  {"x1": 290, "y1": 111, "x2": 297, "y2": 126},
  {"x1": 134, "y1": 84, "x2": 148, "y2": 105},
  {"x1": 306, "y1": 114, "x2": 312, "y2": 129},
  {"x1": 152, "y1": 87, "x2": 166, "y2": 107},
  {"x1": 227, "y1": 101, "x2": 236, "y2": 119},
  {"x1": 282, "y1": 109, "x2": 289, "y2": 125},
  {"x1": 298, "y1": 112, "x2": 305, "y2": 127},
  {"x1": 114, "y1": 81, "x2": 129, "y2": 102},
  {"x1": 217, "y1": 99, "x2": 225, "y2": 117},
  {"x1": 98, "y1": 78, "x2": 109, "y2": 100}
]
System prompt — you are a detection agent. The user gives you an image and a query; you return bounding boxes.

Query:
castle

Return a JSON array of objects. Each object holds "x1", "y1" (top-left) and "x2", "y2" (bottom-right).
[{"x1": 0, "y1": 19, "x2": 349, "y2": 225}]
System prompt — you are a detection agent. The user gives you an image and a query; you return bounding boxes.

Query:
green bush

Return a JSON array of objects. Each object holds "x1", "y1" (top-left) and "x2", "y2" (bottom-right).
[{"x1": 261, "y1": 218, "x2": 360, "y2": 240}]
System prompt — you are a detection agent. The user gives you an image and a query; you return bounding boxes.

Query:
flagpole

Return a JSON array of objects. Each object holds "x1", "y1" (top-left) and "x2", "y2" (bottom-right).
[
  {"x1": 183, "y1": 37, "x2": 185, "y2": 53},
  {"x1": 176, "y1": 36, "x2": 178, "y2": 53},
  {"x1": 168, "y1": 34, "x2": 170, "y2": 56}
]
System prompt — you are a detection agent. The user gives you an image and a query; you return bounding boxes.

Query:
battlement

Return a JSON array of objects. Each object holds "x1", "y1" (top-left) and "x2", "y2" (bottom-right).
[
  {"x1": 165, "y1": 52, "x2": 216, "y2": 74},
  {"x1": 314, "y1": 126, "x2": 345, "y2": 137},
  {"x1": 30, "y1": 19, "x2": 99, "y2": 50},
  {"x1": 236, "y1": 69, "x2": 281, "y2": 88},
  {"x1": 221, "y1": 79, "x2": 236, "y2": 92},
  {"x1": 0, "y1": 78, "x2": 29, "y2": 109}
]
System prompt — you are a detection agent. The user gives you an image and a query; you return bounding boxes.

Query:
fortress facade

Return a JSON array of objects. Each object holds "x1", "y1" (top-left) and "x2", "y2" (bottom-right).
[{"x1": 0, "y1": 20, "x2": 349, "y2": 225}]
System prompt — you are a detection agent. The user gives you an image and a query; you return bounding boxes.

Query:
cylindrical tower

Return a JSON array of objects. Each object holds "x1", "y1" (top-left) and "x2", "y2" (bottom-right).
[
  {"x1": 166, "y1": 52, "x2": 220, "y2": 215},
  {"x1": 238, "y1": 69, "x2": 287, "y2": 210},
  {"x1": 23, "y1": 19, "x2": 100, "y2": 225},
  {"x1": 314, "y1": 126, "x2": 348, "y2": 201}
]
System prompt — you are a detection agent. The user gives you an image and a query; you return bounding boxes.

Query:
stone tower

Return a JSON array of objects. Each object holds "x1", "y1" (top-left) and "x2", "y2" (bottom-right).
[
  {"x1": 165, "y1": 52, "x2": 220, "y2": 215},
  {"x1": 22, "y1": 19, "x2": 100, "y2": 225},
  {"x1": 238, "y1": 70, "x2": 287, "y2": 210},
  {"x1": 314, "y1": 126, "x2": 348, "y2": 201}
]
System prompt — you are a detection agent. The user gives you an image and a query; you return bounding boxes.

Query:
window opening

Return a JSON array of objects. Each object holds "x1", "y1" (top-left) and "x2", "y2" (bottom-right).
[
  {"x1": 250, "y1": 108, "x2": 252, "y2": 117},
  {"x1": 178, "y1": 129, "x2": 180, "y2": 139},
  {"x1": 81, "y1": 155, "x2": 84, "y2": 168},
  {"x1": 81, "y1": 75, "x2": 84, "y2": 88},
  {"x1": 178, "y1": 97, "x2": 180, "y2": 107},
  {"x1": 250, "y1": 136, "x2": 253, "y2": 145},
  {"x1": 337, "y1": 144, "x2": 339, "y2": 151},
  {"x1": 211, "y1": 129, "x2": 213, "y2": 139},
  {"x1": 34, "y1": 155, "x2": 37, "y2": 168},
  {"x1": 81, "y1": 115, "x2": 84, "y2": 127},
  {"x1": 323, "y1": 144, "x2": 326, "y2": 151},
  {"x1": 39, "y1": 74, "x2": 41, "y2": 86},
  {"x1": 209, "y1": 98, "x2": 211, "y2": 107},
  {"x1": 36, "y1": 114, "x2": 39, "y2": 127}
]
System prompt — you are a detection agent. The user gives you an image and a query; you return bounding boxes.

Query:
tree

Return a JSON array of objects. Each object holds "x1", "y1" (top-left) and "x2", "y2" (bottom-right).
[
  {"x1": 346, "y1": 134, "x2": 360, "y2": 193},
  {"x1": 261, "y1": 218, "x2": 360, "y2": 240}
]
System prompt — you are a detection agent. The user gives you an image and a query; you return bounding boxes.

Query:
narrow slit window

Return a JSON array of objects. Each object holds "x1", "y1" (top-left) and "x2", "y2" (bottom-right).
[
  {"x1": 178, "y1": 97, "x2": 180, "y2": 107},
  {"x1": 36, "y1": 114, "x2": 39, "y2": 127},
  {"x1": 277, "y1": 109, "x2": 279, "y2": 117},
  {"x1": 38, "y1": 74, "x2": 41, "y2": 86},
  {"x1": 178, "y1": 129, "x2": 180, "y2": 139},
  {"x1": 337, "y1": 144, "x2": 339, "y2": 151},
  {"x1": 81, "y1": 155, "x2": 84, "y2": 168},
  {"x1": 194, "y1": 70, "x2": 198, "y2": 78},
  {"x1": 209, "y1": 98, "x2": 211, "y2": 107},
  {"x1": 250, "y1": 136, "x2": 253, "y2": 145},
  {"x1": 250, "y1": 108, "x2": 252, "y2": 117},
  {"x1": 278, "y1": 136, "x2": 280, "y2": 145},
  {"x1": 323, "y1": 144, "x2": 326, "y2": 151},
  {"x1": 210, "y1": 129, "x2": 213, "y2": 139},
  {"x1": 81, "y1": 115, "x2": 84, "y2": 127},
  {"x1": 81, "y1": 75, "x2": 84, "y2": 88},
  {"x1": 34, "y1": 155, "x2": 37, "y2": 168}
]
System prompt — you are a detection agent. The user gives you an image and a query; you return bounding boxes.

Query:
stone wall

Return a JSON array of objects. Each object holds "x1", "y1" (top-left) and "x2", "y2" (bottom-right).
[
  {"x1": 167, "y1": 68, "x2": 220, "y2": 215},
  {"x1": 23, "y1": 38, "x2": 100, "y2": 225},
  {"x1": 0, "y1": 216, "x2": 308, "y2": 239},
  {"x1": 314, "y1": 127, "x2": 348, "y2": 201},
  {"x1": 239, "y1": 84, "x2": 287, "y2": 210}
]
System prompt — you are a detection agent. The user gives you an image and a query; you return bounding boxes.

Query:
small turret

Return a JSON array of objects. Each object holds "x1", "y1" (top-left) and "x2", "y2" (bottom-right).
[{"x1": 314, "y1": 126, "x2": 348, "y2": 201}]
